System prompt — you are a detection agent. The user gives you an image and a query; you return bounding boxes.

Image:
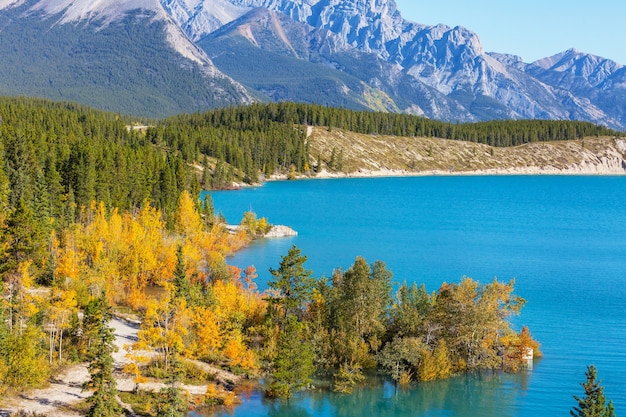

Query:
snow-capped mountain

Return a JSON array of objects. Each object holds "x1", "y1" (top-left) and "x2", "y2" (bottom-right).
[{"x1": 0, "y1": 0, "x2": 624, "y2": 128}]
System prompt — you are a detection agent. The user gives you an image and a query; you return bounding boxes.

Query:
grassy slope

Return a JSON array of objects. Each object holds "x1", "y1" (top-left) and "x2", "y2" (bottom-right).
[{"x1": 307, "y1": 127, "x2": 626, "y2": 174}]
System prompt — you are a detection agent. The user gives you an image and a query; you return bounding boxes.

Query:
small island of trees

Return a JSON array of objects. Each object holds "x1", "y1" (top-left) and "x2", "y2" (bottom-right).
[{"x1": 263, "y1": 245, "x2": 540, "y2": 397}]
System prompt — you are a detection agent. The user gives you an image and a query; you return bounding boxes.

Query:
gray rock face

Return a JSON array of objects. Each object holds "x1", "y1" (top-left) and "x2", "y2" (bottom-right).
[
  {"x1": 159, "y1": 0, "x2": 250, "y2": 39},
  {"x1": 164, "y1": 0, "x2": 626, "y2": 129},
  {"x1": 2, "y1": 0, "x2": 624, "y2": 128}
]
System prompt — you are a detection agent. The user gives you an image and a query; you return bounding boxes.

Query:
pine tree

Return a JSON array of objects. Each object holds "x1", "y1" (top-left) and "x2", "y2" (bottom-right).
[
  {"x1": 201, "y1": 155, "x2": 211, "y2": 190},
  {"x1": 267, "y1": 245, "x2": 315, "y2": 324},
  {"x1": 606, "y1": 401, "x2": 616, "y2": 417},
  {"x1": 200, "y1": 193, "x2": 215, "y2": 228},
  {"x1": 82, "y1": 292, "x2": 122, "y2": 417},
  {"x1": 173, "y1": 245, "x2": 189, "y2": 302},
  {"x1": 267, "y1": 315, "x2": 314, "y2": 399},
  {"x1": 266, "y1": 246, "x2": 316, "y2": 399},
  {"x1": 570, "y1": 365, "x2": 615, "y2": 417},
  {"x1": 0, "y1": 143, "x2": 9, "y2": 280}
]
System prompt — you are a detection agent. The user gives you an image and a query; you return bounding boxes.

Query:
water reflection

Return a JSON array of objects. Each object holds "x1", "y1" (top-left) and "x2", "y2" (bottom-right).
[{"x1": 197, "y1": 370, "x2": 534, "y2": 417}]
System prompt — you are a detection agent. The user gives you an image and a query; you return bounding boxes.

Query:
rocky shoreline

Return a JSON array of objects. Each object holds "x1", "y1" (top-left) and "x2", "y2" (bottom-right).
[
  {"x1": 225, "y1": 224, "x2": 298, "y2": 238},
  {"x1": 268, "y1": 162, "x2": 626, "y2": 183}
]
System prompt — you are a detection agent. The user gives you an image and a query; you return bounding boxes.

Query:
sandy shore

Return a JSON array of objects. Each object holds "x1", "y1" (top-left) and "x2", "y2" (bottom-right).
[{"x1": 267, "y1": 164, "x2": 626, "y2": 182}]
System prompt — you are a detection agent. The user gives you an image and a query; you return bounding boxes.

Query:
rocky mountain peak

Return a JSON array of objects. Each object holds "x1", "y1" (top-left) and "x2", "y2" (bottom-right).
[
  {"x1": 2, "y1": 0, "x2": 625, "y2": 129},
  {"x1": 533, "y1": 48, "x2": 624, "y2": 87},
  {"x1": 308, "y1": 0, "x2": 404, "y2": 56}
]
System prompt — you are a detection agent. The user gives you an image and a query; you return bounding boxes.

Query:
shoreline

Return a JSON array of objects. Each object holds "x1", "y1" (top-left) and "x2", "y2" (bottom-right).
[
  {"x1": 225, "y1": 134, "x2": 626, "y2": 187},
  {"x1": 263, "y1": 165, "x2": 626, "y2": 183}
]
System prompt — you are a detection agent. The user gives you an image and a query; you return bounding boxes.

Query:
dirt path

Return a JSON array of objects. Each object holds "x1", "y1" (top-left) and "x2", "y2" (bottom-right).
[
  {"x1": 1, "y1": 317, "x2": 242, "y2": 416},
  {"x1": 0, "y1": 365, "x2": 90, "y2": 417},
  {"x1": 1, "y1": 318, "x2": 143, "y2": 416}
]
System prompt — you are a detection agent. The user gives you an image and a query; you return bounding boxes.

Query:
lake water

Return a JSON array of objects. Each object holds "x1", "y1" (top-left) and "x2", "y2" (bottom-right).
[{"x1": 205, "y1": 176, "x2": 626, "y2": 417}]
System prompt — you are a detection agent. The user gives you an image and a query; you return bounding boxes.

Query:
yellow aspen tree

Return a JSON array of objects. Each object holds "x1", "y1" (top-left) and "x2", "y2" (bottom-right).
[
  {"x1": 54, "y1": 232, "x2": 81, "y2": 288},
  {"x1": 181, "y1": 240, "x2": 202, "y2": 281},
  {"x1": 81, "y1": 201, "x2": 108, "y2": 264},
  {"x1": 2, "y1": 324, "x2": 50, "y2": 390},
  {"x1": 122, "y1": 345, "x2": 150, "y2": 389},
  {"x1": 213, "y1": 279, "x2": 244, "y2": 329},
  {"x1": 223, "y1": 330, "x2": 251, "y2": 368},
  {"x1": 7, "y1": 260, "x2": 39, "y2": 335},
  {"x1": 418, "y1": 349, "x2": 438, "y2": 382},
  {"x1": 433, "y1": 339, "x2": 452, "y2": 379},
  {"x1": 174, "y1": 191, "x2": 203, "y2": 239},
  {"x1": 191, "y1": 306, "x2": 221, "y2": 359},
  {"x1": 106, "y1": 207, "x2": 123, "y2": 260},
  {"x1": 137, "y1": 290, "x2": 190, "y2": 371},
  {"x1": 45, "y1": 287, "x2": 78, "y2": 362}
]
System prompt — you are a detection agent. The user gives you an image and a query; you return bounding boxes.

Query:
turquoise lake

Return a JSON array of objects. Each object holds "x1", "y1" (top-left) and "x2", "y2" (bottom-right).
[{"x1": 205, "y1": 176, "x2": 626, "y2": 417}]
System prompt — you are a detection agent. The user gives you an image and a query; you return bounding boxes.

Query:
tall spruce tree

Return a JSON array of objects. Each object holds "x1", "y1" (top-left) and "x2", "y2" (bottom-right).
[
  {"x1": 155, "y1": 345, "x2": 186, "y2": 417},
  {"x1": 267, "y1": 245, "x2": 315, "y2": 324},
  {"x1": 201, "y1": 193, "x2": 215, "y2": 228},
  {"x1": 266, "y1": 246, "x2": 316, "y2": 399},
  {"x1": 267, "y1": 315, "x2": 315, "y2": 399},
  {"x1": 82, "y1": 292, "x2": 122, "y2": 417},
  {"x1": 173, "y1": 245, "x2": 190, "y2": 303},
  {"x1": 570, "y1": 365, "x2": 616, "y2": 417}
]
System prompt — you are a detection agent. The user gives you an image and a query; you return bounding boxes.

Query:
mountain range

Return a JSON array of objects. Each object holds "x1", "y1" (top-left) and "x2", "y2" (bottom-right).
[{"x1": 0, "y1": 0, "x2": 624, "y2": 129}]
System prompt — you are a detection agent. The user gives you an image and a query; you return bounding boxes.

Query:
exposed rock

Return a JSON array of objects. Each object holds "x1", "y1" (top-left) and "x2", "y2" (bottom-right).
[
  {"x1": 183, "y1": 0, "x2": 626, "y2": 129},
  {"x1": 306, "y1": 126, "x2": 626, "y2": 176},
  {"x1": 265, "y1": 224, "x2": 297, "y2": 238}
]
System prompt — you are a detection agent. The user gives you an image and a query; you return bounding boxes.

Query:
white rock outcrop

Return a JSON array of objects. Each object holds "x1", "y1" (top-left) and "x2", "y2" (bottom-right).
[{"x1": 264, "y1": 225, "x2": 298, "y2": 238}]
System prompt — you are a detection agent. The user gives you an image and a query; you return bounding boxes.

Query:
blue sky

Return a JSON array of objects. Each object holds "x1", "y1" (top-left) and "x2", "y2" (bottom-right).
[{"x1": 394, "y1": 0, "x2": 626, "y2": 65}]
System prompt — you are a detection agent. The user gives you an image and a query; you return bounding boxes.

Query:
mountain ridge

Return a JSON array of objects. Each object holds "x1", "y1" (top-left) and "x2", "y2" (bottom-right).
[
  {"x1": 0, "y1": 0, "x2": 254, "y2": 117},
  {"x1": 0, "y1": 0, "x2": 624, "y2": 128}
]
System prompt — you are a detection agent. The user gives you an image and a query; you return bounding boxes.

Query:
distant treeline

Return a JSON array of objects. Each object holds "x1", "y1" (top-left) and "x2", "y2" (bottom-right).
[
  {"x1": 184, "y1": 102, "x2": 621, "y2": 147},
  {"x1": 148, "y1": 105, "x2": 309, "y2": 184}
]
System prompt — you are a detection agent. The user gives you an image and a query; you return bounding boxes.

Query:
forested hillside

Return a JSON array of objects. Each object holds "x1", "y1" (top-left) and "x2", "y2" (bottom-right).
[
  {"x1": 0, "y1": 6, "x2": 252, "y2": 118},
  {"x1": 0, "y1": 98, "x2": 191, "y2": 223}
]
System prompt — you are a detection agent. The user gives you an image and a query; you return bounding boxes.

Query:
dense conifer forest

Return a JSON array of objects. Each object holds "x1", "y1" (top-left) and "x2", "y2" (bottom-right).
[{"x1": 1, "y1": 96, "x2": 616, "y2": 414}]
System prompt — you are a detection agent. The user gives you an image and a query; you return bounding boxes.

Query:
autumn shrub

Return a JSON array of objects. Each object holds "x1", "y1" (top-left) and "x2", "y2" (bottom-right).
[
  {"x1": 144, "y1": 359, "x2": 169, "y2": 380},
  {"x1": 332, "y1": 363, "x2": 365, "y2": 394},
  {"x1": 119, "y1": 390, "x2": 159, "y2": 416},
  {"x1": 203, "y1": 383, "x2": 239, "y2": 407}
]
